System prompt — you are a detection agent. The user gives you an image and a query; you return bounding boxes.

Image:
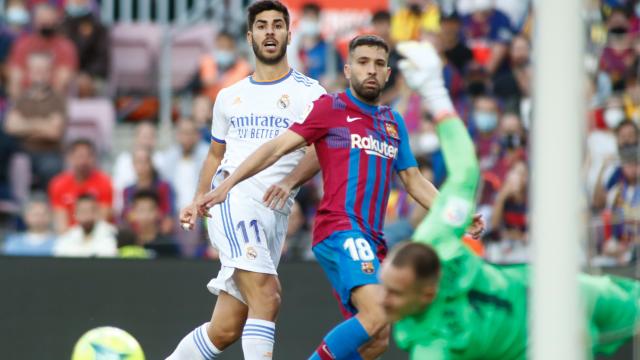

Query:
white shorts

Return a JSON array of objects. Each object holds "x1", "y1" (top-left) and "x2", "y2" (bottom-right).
[{"x1": 206, "y1": 191, "x2": 288, "y2": 303}]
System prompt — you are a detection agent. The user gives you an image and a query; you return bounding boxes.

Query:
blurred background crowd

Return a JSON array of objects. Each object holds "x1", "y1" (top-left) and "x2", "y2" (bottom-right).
[{"x1": 0, "y1": 0, "x2": 636, "y2": 266}]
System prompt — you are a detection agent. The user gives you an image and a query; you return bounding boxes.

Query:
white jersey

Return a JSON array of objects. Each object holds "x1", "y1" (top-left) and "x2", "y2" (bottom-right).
[{"x1": 211, "y1": 69, "x2": 326, "y2": 213}]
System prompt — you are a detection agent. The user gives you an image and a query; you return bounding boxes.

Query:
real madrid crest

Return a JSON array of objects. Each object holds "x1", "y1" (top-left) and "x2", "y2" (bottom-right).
[{"x1": 277, "y1": 94, "x2": 290, "y2": 109}]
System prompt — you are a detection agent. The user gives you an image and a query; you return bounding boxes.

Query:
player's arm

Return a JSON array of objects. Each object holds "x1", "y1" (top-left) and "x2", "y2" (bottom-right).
[
  {"x1": 199, "y1": 130, "x2": 307, "y2": 210},
  {"x1": 397, "y1": 167, "x2": 438, "y2": 212},
  {"x1": 181, "y1": 141, "x2": 225, "y2": 227},
  {"x1": 397, "y1": 41, "x2": 480, "y2": 248},
  {"x1": 263, "y1": 145, "x2": 320, "y2": 209},
  {"x1": 181, "y1": 91, "x2": 229, "y2": 228}
]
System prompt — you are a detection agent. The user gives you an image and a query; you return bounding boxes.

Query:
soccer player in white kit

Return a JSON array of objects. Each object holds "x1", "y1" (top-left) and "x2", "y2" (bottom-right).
[{"x1": 166, "y1": 1, "x2": 325, "y2": 359}]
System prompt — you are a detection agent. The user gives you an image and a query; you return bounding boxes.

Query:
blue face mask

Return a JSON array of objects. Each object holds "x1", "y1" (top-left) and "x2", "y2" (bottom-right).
[
  {"x1": 65, "y1": 4, "x2": 92, "y2": 18},
  {"x1": 474, "y1": 111, "x2": 498, "y2": 132},
  {"x1": 215, "y1": 50, "x2": 236, "y2": 69}
]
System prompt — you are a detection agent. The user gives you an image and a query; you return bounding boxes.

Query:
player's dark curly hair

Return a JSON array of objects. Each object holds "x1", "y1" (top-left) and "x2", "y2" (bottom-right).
[
  {"x1": 247, "y1": 0, "x2": 290, "y2": 30},
  {"x1": 348, "y1": 34, "x2": 389, "y2": 55}
]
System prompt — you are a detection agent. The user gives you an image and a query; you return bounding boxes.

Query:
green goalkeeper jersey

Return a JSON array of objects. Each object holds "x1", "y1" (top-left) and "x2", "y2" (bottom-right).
[{"x1": 393, "y1": 118, "x2": 640, "y2": 360}]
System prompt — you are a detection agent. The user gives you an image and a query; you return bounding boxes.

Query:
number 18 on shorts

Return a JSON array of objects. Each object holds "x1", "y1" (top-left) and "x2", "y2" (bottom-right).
[{"x1": 312, "y1": 230, "x2": 383, "y2": 314}]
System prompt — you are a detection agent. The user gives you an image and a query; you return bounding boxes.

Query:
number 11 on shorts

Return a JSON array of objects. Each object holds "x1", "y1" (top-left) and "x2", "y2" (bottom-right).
[{"x1": 343, "y1": 237, "x2": 374, "y2": 261}]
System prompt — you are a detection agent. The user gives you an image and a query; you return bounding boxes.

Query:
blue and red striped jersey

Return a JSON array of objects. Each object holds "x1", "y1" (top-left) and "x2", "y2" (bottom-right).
[{"x1": 289, "y1": 89, "x2": 417, "y2": 248}]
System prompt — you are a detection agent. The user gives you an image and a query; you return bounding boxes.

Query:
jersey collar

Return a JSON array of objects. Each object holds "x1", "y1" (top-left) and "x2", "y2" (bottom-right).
[{"x1": 249, "y1": 68, "x2": 293, "y2": 85}]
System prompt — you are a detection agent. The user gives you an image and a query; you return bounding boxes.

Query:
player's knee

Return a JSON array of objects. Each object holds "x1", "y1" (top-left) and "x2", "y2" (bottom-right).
[{"x1": 211, "y1": 325, "x2": 242, "y2": 349}]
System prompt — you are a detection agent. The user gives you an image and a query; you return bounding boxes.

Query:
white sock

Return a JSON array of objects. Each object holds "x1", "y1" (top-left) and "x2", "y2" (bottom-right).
[
  {"x1": 166, "y1": 322, "x2": 222, "y2": 360},
  {"x1": 242, "y1": 318, "x2": 275, "y2": 360}
]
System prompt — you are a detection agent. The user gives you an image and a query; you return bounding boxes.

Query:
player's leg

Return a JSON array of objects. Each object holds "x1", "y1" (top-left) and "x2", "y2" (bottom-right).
[
  {"x1": 167, "y1": 198, "x2": 250, "y2": 359},
  {"x1": 234, "y1": 270, "x2": 281, "y2": 360},
  {"x1": 224, "y1": 194, "x2": 286, "y2": 360},
  {"x1": 310, "y1": 232, "x2": 388, "y2": 360},
  {"x1": 166, "y1": 291, "x2": 247, "y2": 359}
]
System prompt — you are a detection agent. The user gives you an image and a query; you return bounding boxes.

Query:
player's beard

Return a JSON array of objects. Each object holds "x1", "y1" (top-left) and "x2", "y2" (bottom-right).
[
  {"x1": 251, "y1": 37, "x2": 287, "y2": 65},
  {"x1": 351, "y1": 76, "x2": 382, "y2": 102}
]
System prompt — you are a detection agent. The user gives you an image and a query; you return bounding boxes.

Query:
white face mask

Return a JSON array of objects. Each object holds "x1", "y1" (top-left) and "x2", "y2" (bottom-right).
[
  {"x1": 298, "y1": 19, "x2": 321, "y2": 37},
  {"x1": 417, "y1": 132, "x2": 440, "y2": 154},
  {"x1": 604, "y1": 107, "x2": 626, "y2": 129},
  {"x1": 6, "y1": 7, "x2": 30, "y2": 26}
]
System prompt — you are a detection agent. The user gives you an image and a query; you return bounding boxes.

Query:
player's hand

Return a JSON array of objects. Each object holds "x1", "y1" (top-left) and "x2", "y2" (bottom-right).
[
  {"x1": 263, "y1": 181, "x2": 293, "y2": 210},
  {"x1": 467, "y1": 213, "x2": 485, "y2": 239},
  {"x1": 179, "y1": 202, "x2": 201, "y2": 231},
  {"x1": 396, "y1": 41, "x2": 454, "y2": 116},
  {"x1": 397, "y1": 41, "x2": 442, "y2": 92},
  {"x1": 198, "y1": 186, "x2": 229, "y2": 213}
]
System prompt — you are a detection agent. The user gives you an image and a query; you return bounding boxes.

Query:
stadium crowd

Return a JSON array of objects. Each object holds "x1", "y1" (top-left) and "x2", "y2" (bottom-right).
[{"x1": 0, "y1": 0, "x2": 636, "y2": 265}]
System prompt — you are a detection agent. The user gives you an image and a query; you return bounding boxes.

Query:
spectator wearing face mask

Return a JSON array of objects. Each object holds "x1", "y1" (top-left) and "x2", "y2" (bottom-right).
[
  {"x1": 1, "y1": 2, "x2": 30, "y2": 79},
  {"x1": 470, "y1": 94, "x2": 500, "y2": 169},
  {"x1": 491, "y1": 112, "x2": 527, "y2": 179},
  {"x1": 198, "y1": 31, "x2": 251, "y2": 102},
  {"x1": 61, "y1": 0, "x2": 109, "y2": 97},
  {"x1": 293, "y1": 3, "x2": 333, "y2": 80},
  {"x1": 593, "y1": 120, "x2": 640, "y2": 212},
  {"x1": 587, "y1": 96, "x2": 627, "y2": 197},
  {"x1": 7, "y1": 3, "x2": 78, "y2": 98},
  {"x1": 600, "y1": 10, "x2": 635, "y2": 92},
  {"x1": 391, "y1": 0, "x2": 440, "y2": 42}
]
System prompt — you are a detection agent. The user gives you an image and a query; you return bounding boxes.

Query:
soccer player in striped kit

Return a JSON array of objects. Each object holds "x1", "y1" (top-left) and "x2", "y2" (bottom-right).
[{"x1": 198, "y1": 34, "x2": 483, "y2": 359}]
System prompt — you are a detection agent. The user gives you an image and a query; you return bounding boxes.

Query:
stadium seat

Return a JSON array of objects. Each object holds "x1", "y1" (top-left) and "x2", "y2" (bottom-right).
[
  {"x1": 109, "y1": 23, "x2": 162, "y2": 95},
  {"x1": 66, "y1": 98, "x2": 116, "y2": 155},
  {"x1": 170, "y1": 24, "x2": 216, "y2": 91}
]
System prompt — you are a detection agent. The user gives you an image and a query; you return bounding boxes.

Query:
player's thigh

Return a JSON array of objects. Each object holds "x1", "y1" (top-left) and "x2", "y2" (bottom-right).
[
  {"x1": 233, "y1": 269, "x2": 282, "y2": 304},
  {"x1": 313, "y1": 231, "x2": 383, "y2": 315}
]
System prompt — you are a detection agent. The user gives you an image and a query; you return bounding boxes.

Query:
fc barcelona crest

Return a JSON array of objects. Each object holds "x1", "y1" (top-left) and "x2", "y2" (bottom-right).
[
  {"x1": 385, "y1": 122, "x2": 399, "y2": 139},
  {"x1": 361, "y1": 262, "x2": 375, "y2": 274},
  {"x1": 277, "y1": 94, "x2": 290, "y2": 109}
]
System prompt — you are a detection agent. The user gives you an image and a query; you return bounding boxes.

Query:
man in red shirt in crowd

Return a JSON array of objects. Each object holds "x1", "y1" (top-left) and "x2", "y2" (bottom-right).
[
  {"x1": 48, "y1": 139, "x2": 113, "y2": 234},
  {"x1": 7, "y1": 3, "x2": 77, "y2": 98}
]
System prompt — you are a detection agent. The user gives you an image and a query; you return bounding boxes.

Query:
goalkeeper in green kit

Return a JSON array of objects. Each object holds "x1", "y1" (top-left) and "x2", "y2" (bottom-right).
[{"x1": 380, "y1": 41, "x2": 640, "y2": 359}]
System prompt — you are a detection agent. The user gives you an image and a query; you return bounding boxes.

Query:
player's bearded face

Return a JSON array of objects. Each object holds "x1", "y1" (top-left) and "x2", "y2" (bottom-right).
[
  {"x1": 249, "y1": 11, "x2": 290, "y2": 65},
  {"x1": 346, "y1": 46, "x2": 390, "y2": 102}
]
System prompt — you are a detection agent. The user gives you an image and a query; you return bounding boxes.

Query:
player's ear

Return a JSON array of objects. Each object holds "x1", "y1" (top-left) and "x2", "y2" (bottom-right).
[
  {"x1": 246, "y1": 30, "x2": 253, "y2": 46},
  {"x1": 385, "y1": 66, "x2": 391, "y2": 83},
  {"x1": 420, "y1": 283, "x2": 437, "y2": 304},
  {"x1": 344, "y1": 62, "x2": 351, "y2": 80},
  {"x1": 287, "y1": 29, "x2": 292, "y2": 45}
]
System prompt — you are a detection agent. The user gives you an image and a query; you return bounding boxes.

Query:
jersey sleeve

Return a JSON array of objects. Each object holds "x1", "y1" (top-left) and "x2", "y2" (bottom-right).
[
  {"x1": 210, "y1": 89, "x2": 228, "y2": 144},
  {"x1": 392, "y1": 111, "x2": 418, "y2": 172},
  {"x1": 412, "y1": 118, "x2": 480, "y2": 260},
  {"x1": 288, "y1": 95, "x2": 331, "y2": 145}
]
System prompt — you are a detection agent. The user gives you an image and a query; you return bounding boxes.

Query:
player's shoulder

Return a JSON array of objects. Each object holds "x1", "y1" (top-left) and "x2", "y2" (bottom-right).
[
  {"x1": 289, "y1": 69, "x2": 321, "y2": 88},
  {"x1": 309, "y1": 92, "x2": 347, "y2": 111},
  {"x1": 218, "y1": 76, "x2": 255, "y2": 97}
]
